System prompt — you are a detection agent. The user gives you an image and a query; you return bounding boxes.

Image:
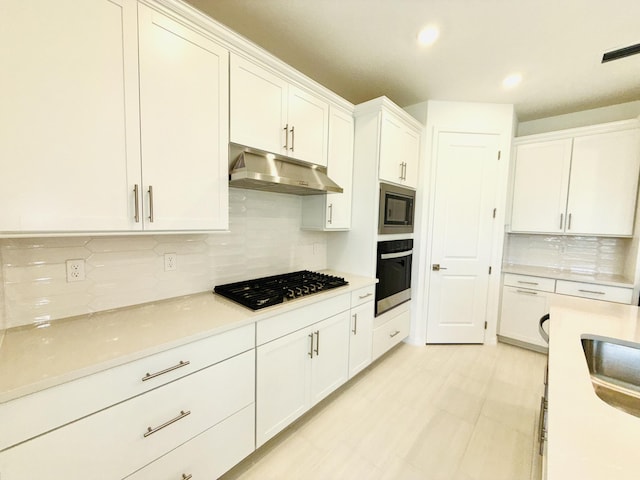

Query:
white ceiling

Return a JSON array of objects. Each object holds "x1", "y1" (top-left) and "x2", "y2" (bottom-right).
[{"x1": 185, "y1": 0, "x2": 640, "y2": 122}]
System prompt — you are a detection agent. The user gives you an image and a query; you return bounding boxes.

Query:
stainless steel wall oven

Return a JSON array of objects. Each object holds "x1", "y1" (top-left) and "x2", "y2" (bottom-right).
[{"x1": 375, "y1": 239, "x2": 413, "y2": 316}]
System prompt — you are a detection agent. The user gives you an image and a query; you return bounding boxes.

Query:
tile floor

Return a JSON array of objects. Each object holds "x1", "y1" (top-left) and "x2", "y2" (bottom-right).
[{"x1": 221, "y1": 342, "x2": 547, "y2": 480}]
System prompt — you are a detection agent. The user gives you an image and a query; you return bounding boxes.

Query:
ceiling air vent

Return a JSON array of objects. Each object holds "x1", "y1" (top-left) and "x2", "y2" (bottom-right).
[{"x1": 602, "y1": 42, "x2": 640, "y2": 63}]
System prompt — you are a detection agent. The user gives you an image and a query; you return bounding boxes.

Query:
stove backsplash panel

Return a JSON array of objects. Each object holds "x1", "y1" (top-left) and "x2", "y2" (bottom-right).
[{"x1": 0, "y1": 188, "x2": 327, "y2": 330}]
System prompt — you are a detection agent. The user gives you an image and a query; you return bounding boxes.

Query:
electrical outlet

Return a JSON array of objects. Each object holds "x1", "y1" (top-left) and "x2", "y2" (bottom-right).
[
  {"x1": 164, "y1": 253, "x2": 177, "y2": 272},
  {"x1": 66, "y1": 259, "x2": 85, "y2": 282}
]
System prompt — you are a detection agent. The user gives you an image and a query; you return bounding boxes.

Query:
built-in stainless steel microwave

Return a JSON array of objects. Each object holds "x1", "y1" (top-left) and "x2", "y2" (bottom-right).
[{"x1": 378, "y1": 182, "x2": 415, "y2": 234}]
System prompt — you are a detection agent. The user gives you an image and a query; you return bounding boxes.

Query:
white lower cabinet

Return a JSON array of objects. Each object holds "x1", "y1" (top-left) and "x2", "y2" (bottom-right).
[
  {"x1": 499, "y1": 272, "x2": 634, "y2": 350},
  {"x1": 125, "y1": 404, "x2": 254, "y2": 480},
  {"x1": 348, "y1": 287, "x2": 375, "y2": 378},
  {"x1": 256, "y1": 307, "x2": 350, "y2": 447},
  {"x1": 0, "y1": 334, "x2": 255, "y2": 480},
  {"x1": 372, "y1": 304, "x2": 411, "y2": 361},
  {"x1": 499, "y1": 286, "x2": 553, "y2": 349}
]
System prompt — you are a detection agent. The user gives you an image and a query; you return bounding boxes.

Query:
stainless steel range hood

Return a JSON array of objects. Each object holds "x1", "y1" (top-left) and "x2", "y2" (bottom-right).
[{"x1": 228, "y1": 143, "x2": 343, "y2": 195}]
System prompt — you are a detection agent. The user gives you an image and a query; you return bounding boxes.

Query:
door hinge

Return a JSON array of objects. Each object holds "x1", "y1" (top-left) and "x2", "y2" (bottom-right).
[
  {"x1": 492, "y1": 208, "x2": 497, "y2": 218},
  {"x1": 484, "y1": 321, "x2": 488, "y2": 330},
  {"x1": 497, "y1": 150, "x2": 501, "y2": 160},
  {"x1": 488, "y1": 266, "x2": 492, "y2": 274}
]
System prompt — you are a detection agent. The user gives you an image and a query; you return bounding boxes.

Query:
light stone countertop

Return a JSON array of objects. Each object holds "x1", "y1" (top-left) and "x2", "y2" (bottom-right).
[
  {"x1": 0, "y1": 271, "x2": 377, "y2": 404},
  {"x1": 547, "y1": 295, "x2": 640, "y2": 480},
  {"x1": 502, "y1": 264, "x2": 634, "y2": 288}
]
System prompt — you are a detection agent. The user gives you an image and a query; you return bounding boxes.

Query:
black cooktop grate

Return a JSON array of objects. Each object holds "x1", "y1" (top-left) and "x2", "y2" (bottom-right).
[{"x1": 214, "y1": 270, "x2": 348, "y2": 310}]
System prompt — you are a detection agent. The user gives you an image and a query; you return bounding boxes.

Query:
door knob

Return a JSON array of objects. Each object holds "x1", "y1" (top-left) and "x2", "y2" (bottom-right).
[{"x1": 432, "y1": 264, "x2": 448, "y2": 271}]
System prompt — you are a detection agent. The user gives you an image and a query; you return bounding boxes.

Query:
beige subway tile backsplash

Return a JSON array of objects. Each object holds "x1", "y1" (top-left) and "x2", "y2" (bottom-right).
[{"x1": 0, "y1": 189, "x2": 328, "y2": 329}]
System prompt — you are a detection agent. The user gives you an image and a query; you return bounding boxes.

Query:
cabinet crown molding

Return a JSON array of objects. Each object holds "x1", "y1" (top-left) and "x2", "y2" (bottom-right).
[
  {"x1": 354, "y1": 96, "x2": 424, "y2": 132},
  {"x1": 514, "y1": 118, "x2": 640, "y2": 145}
]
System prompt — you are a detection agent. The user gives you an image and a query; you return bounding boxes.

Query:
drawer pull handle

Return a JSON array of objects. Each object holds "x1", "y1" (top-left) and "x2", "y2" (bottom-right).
[
  {"x1": 516, "y1": 289, "x2": 538, "y2": 295},
  {"x1": 578, "y1": 289, "x2": 605, "y2": 295},
  {"x1": 359, "y1": 292, "x2": 373, "y2": 299},
  {"x1": 142, "y1": 360, "x2": 191, "y2": 382},
  {"x1": 182, "y1": 475, "x2": 192, "y2": 480},
  {"x1": 517, "y1": 280, "x2": 538, "y2": 285},
  {"x1": 390, "y1": 330, "x2": 401, "y2": 338},
  {"x1": 144, "y1": 410, "x2": 191, "y2": 438}
]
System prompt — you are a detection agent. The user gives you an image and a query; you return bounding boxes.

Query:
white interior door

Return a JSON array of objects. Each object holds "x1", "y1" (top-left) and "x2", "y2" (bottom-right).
[{"x1": 426, "y1": 132, "x2": 499, "y2": 343}]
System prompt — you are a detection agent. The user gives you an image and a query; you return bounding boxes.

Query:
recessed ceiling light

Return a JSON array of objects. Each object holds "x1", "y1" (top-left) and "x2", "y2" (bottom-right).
[
  {"x1": 502, "y1": 73, "x2": 522, "y2": 88},
  {"x1": 417, "y1": 26, "x2": 439, "y2": 46}
]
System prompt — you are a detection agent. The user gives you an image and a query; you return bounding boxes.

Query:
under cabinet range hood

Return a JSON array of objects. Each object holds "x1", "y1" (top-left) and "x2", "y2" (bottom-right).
[{"x1": 228, "y1": 143, "x2": 343, "y2": 195}]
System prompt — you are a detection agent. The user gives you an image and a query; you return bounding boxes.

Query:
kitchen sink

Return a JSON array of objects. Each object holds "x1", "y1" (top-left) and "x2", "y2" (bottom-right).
[{"x1": 581, "y1": 335, "x2": 640, "y2": 418}]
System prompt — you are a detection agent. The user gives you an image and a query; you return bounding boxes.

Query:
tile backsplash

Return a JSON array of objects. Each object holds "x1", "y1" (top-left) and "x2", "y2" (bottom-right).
[
  {"x1": 503, "y1": 234, "x2": 631, "y2": 276},
  {"x1": 0, "y1": 189, "x2": 327, "y2": 330}
]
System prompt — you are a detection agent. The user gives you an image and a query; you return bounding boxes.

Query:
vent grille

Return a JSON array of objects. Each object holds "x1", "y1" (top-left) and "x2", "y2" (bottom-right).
[{"x1": 602, "y1": 43, "x2": 640, "y2": 63}]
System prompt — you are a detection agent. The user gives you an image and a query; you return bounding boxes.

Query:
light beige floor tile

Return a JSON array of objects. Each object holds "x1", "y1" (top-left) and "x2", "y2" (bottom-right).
[
  {"x1": 404, "y1": 409, "x2": 475, "y2": 479},
  {"x1": 221, "y1": 342, "x2": 546, "y2": 480},
  {"x1": 458, "y1": 414, "x2": 533, "y2": 480}
]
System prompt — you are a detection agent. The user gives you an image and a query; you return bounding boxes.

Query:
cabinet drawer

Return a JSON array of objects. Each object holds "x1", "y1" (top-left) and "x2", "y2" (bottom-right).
[
  {"x1": 125, "y1": 403, "x2": 255, "y2": 480},
  {"x1": 555, "y1": 280, "x2": 633, "y2": 304},
  {"x1": 351, "y1": 285, "x2": 375, "y2": 308},
  {"x1": 257, "y1": 293, "x2": 350, "y2": 345},
  {"x1": 503, "y1": 273, "x2": 556, "y2": 292},
  {"x1": 372, "y1": 308, "x2": 410, "y2": 360},
  {"x1": 0, "y1": 324, "x2": 254, "y2": 451},
  {"x1": 0, "y1": 350, "x2": 255, "y2": 480}
]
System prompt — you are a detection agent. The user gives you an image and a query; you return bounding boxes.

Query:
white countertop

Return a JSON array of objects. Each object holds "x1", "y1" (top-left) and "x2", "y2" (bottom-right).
[
  {"x1": 503, "y1": 264, "x2": 634, "y2": 288},
  {"x1": 547, "y1": 295, "x2": 640, "y2": 479},
  {"x1": 0, "y1": 271, "x2": 377, "y2": 404}
]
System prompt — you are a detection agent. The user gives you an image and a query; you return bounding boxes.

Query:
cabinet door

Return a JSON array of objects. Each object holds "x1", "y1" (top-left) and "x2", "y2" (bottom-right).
[
  {"x1": 138, "y1": 4, "x2": 229, "y2": 231},
  {"x1": 348, "y1": 301, "x2": 374, "y2": 378},
  {"x1": 566, "y1": 129, "x2": 640, "y2": 236},
  {"x1": 379, "y1": 111, "x2": 409, "y2": 186},
  {"x1": 326, "y1": 106, "x2": 354, "y2": 229},
  {"x1": 310, "y1": 312, "x2": 350, "y2": 405},
  {"x1": 230, "y1": 54, "x2": 288, "y2": 155},
  {"x1": 287, "y1": 85, "x2": 329, "y2": 166},
  {"x1": 400, "y1": 126, "x2": 421, "y2": 189},
  {"x1": 0, "y1": 0, "x2": 141, "y2": 233},
  {"x1": 256, "y1": 327, "x2": 312, "y2": 447},
  {"x1": 499, "y1": 286, "x2": 550, "y2": 348},
  {"x1": 510, "y1": 139, "x2": 572, "y2": 233}
]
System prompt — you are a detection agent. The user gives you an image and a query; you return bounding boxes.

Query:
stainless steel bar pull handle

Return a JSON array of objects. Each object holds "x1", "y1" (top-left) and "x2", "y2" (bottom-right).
[
  {"x1": 314, "y1": 330, "x2": 320, "y2": 356},
  {"x1": 559, "y1": 213, "x2": 563, "y2": 230},
  {"x1": 142, "y1": 360, "x2": 190, "y2": 382},
  {"x1": 283, "y1": 124, "x2": 289, "y2": 150},
  {"x1": 133, "y1": 184, "x2": 140, "y2": 223},
  {"x1": 308, "y1": 332, "x2": 314, "y2": 358},
  {"x1": 578, "y1": 289, "x2": 605, "y2": 295},
  {"x1": 516, "y1": 289, "x2": 538, "y2": 295},
  {"x1": 182, "y1": 474, "x2": 192, "y2": 480},
  {"x1": 399, "y1": 162, "x2": 404, "y2": 180},
  {"x1": 567, "y1": 213, "x2": 572, "y2": 230},
  {"x1": 352, "y1": 313, "x2": 358, "y2": 335},
  {"x1": 148, "y1": 185, "x2": 154, "y2": 223},
  {"x1": 290, "y1": 125, "x2": 295, "y2": 152},
  {"x1": 517, "y1": 281, "x2": 538, "y2": 285},
  {"x1": 144, "y1": 410, "x2": 191, "y2": 438},
  {"x1": 359, "y1": 292, "x2": 373, "y2": 299},
  {"x1": 328, "y1": 203, "x2": 333, "y2": 224},
  {"x1": 390, "y1": 330, "x2": 401, "y2": 338}
]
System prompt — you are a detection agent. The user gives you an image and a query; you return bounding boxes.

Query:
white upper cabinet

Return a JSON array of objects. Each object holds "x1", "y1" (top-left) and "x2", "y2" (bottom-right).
[
  {"x1": 510, "y1": 139, "x2": 572, "y2": 233},
  {"x1": 379, "y1": 110, "x2": 421, "y2": 189},
  {"x1": 566, "y1": 129, "x2": 640, "y2": 236},
  {"x1": 230, "y1": 54, "x2": 329, "y2": 166},
  {"x1": 0, "y1": 0, "x2": 141, "y2": 233},
  {"x1": 138, "y1": 4, "x2": 229, "y2": 231},
  {"x1": 301, "y1": 105, "x2": 354, "y2": 230},
  {"x1": 0, "y1": 0, "x2": 229, "y2": 234},
  {"x1": 510, "y1": 123, "x2": 640, "y2": 236}
]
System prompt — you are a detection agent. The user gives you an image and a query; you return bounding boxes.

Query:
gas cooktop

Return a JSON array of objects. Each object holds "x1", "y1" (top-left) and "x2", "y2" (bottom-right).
[{"x1": 214, "y1": 270, "x2": 348, "y2": 310}]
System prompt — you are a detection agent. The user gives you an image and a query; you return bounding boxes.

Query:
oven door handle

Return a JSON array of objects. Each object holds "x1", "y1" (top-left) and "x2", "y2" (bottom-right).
[{"x1": 380, "y1": 250, "x2": 413, "y2": 260}]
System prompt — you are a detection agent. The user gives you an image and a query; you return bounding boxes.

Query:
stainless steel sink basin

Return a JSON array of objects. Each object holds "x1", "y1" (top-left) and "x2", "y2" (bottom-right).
[{"x1": 581, "y1": 335, "x2": 640, "y2": 418}]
